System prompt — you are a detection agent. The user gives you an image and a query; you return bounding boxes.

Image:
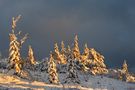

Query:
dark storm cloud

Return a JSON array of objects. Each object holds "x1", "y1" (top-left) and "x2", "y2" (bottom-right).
[{"x1": 0, "y1": 0, "x2": 135, "y2": 72}]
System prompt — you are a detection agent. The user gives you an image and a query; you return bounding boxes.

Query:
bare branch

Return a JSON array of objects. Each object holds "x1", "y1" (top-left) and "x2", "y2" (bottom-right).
[
  {"x1": 20, "y1": 33, "x2": 28, "y2": 45},
  {"x1": 12, "y1": 15, "x2": 21, "y2": 32}
]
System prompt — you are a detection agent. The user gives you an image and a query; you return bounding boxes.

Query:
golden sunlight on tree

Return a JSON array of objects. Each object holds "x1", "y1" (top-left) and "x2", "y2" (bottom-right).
[
  {"x1": 0, "y1": 14, "x2": 134, "y2": 90},
  {"x1": 72, "y1": 35, "x2": 80, "y2": 60},
  {"x1": 8, "y1": 15, "x2": 28, "y2": 75},
  {"x1": 28, "y1": 45, "x2": 36, "y2": 65},
  {"x1": 48, "y1": 53, "x2": 59, "y2": 84}
]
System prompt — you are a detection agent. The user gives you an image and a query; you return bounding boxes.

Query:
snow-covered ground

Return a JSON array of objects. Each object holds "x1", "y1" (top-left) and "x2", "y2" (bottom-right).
[
  {"x1": 0, "y1": 71, "x2": 135, "y2": 90},
  {"x1": 0, "y1": 73, "x2": 89, "y2": 90},
  {"x1": 0, "y1": 59, "x2": 135, "y2": 90}
]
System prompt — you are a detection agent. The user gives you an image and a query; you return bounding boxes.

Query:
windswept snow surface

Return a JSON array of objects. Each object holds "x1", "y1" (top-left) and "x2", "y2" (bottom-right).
[
  {"x1": 0, "y1": 59, "x2": 135, "y2": 90},
  {"x1": 0, "y1": 72, "x2": 134, "y2": 90}
]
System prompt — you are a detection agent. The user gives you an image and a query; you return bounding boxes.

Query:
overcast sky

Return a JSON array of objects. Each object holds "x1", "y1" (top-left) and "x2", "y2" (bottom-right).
[{"x1": 0, "y1": 0, "x2": 135, "y2": 72}]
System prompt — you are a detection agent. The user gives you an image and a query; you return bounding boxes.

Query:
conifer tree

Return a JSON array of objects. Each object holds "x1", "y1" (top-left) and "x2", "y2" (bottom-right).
[
  {"x1": 54, "y1": 43, "x2": 60, "y2": 54},
  {"x1": 89, "y1": 48, "x2": 108, "y2": 75},
  {"x1": 119, "y1": 60, "x2": 129, "y2": 81},
  {"x1": 48, "y1": 54, "x2": 59, "y2": 84},
  {"x1": 120, "y1": 60, "x2": 135, "y2": 83},
  {"x1": 53, "y1": 43, "x2": 61, "y2": 64},
  {"x1": 90, "y1": 48, "x2": 106, "y2": 67},
  {"x1": 122, "y1": 60, "x2": 128, "y2": 74},
  {"x1": 64, "y1": 59, "x2": 80, "y2": 84},
  {"x1": 78, "y1": 44, "x2": 90, "y2": 72},
  {"x1": 66, "y1": 45, "x2": 72, "y2": 58},
  {"x1": 27, "y1": 45, "x2": 36, "y2": 65},
  {"x1": 53, "y1": 43, "x2": 66, "y2": 64},
  {"x1": 81, "y1": 43, "x2": 90, "y2": 62},
  {"x1": 61, "y1": 41, "x2": 66, "y2": 54},
  {"x1": 72, "y1": 35, "x2": 80, "y2": 59},
  {"x1": 60, "y1": 41, "x2": 67, "y2": 63},
  {"x1": 8, "y1": 15, "x2": 28, "y2": 74},
  {"x1": 83, "y1": 44, "x2": 89, "y2": 57},
  {"x1": 67, "y1": 45, "x2": 71, "y2": 53}
]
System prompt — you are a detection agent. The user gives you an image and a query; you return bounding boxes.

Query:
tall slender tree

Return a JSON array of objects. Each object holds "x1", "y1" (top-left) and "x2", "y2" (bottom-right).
[
  {"x1": 67, "y1": 45, "x2": 71, "y2": 53},
  {"x1": 60, "y1": 41, "x2": 67, "y2": 64},
  {"x1": 27, "y1": 45, "x2": 36, "y2": 65},
  {"x1": 81, "y1": 43, "x2": 90, "y2": 62},
  {"x1": 48, "y1": 54, "x2": 59, "y2": 84},
  {"x1": 65, "y1": 58, "x2": 80, "y2": 84},
  {"x1": 8, "y1": 15, "x2": 28, "y2": 75},
  {"x1": 72, "y1": 35, "x2": 80, "y2": 59},
  {"x1": 122, "y1": 60, "x2": 128, "y2": 74},
  {"x1": 78, "y1": 44, "x2": 90, "y2": 72},
  {"x1": 53, "y1": 43, "x2": 61, "y2": 64},
  {"x1": 83, "y1": 44, "x2": 89, "y2": 57},
  {"x1": 61, "y1": 41, "x2": 66, "y2": 54},
  {"x1": 66, "y1": 45, "x2": 72, "y2": 58},
  {"x1": 53, "y1": 43, "x2": 66, "y2": 64}
]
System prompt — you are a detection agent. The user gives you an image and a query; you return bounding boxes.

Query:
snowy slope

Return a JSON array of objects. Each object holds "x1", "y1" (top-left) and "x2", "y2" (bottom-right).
[
  {"x1": 80, "y1": 74, "x2": 135, "y2": 90},
  {"x1": 0, "y1": 59, "x2": 135, "y2": 90},
  {"x1": 0, "y1": 71, "x2": 135, "y2": 90}
]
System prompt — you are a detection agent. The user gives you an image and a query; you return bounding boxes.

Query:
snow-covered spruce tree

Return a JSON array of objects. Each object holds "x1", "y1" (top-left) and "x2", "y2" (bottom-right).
[
  {"x1": 120, "y1": 60, "x2": 135, "y2": 83},
  {"x1": 67, "y1": 45, "x2": 71, "y2": 54},
  {"x1": 66, "y1": 45, "x2": 72, "y2": 58},
  {"x1": 119, "y1": 60, "x2": 129, "y2": 81},
  {"x1": 89, "y1": 48, "x2": 108, "y2": 75},
  {"x1": 64, "y1": 58, "x2": 80, "y2": 84},
  {"x1": 122, "y1": 60, "x2": 128, "y2": 74},
  {"x1": 79, "y1": 43, "x2": 90, "y2": 72},
  {"x1": 24, "y1": 45, "x2": 37, "y2": 70},
  {"x1": 61, "y1": 41, "x2": 66, "y2": 54},
  {"x1": 72, "y1": 35, "x2": 80, "y2": 60},
  {"x1": 57, "y1": 41, "x2": 67, "y2": 73},
  {"x1": 54, "y1": 43, "x2": 59, "y2": 55},
  {"x1": 60, "y1": 41, "x2": 67, "y2": 63},
  {"x1": 27, "y1": 45, "x2": 36, "y2": 65},
  {"x1": 80, "y1": 43, "x2": 90, "y2": 64},
  {"x1": 53, "y1": 43, "x2": 66, "y2": 64},
  {"x1": 82, "y1": 44, "x2": 89, "y2": 59},
  {"x1": 48, "y1": 54, "x2": 59, "y2": 84},
  {"x1": 53, "y1": 43, "x2": 61, "y2": 64},
  {"x1": 8, "y1": 15, "x2": 28, "y2": 75}
]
